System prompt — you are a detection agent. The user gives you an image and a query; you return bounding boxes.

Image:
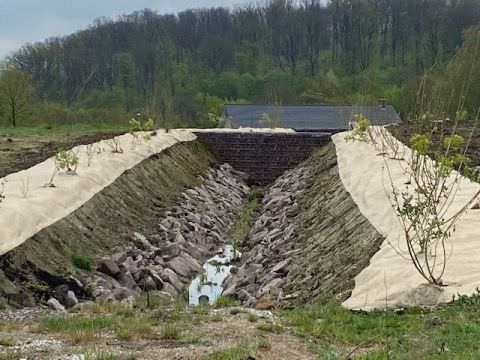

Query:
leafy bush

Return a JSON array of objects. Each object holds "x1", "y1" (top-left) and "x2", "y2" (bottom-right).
[
  {"x1": 55, "y1": 149, "x2": 79, "y2": 173},
  {"x1": 72, "y1": 253, "x2": 92, "y2": 271}
]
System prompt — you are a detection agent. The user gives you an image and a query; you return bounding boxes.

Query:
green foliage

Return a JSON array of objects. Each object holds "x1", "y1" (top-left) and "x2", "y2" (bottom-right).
[
  {"x1": 128, "y1": 118, "x2": 141, "y2": 132},
  {"x1": 160, "y1": 324, "x2": 182, "y2": 340},
  {"x1": 256, "y1": 322, "x2": 284, "y2": 334},
  {"x1": 71, "y1": 253, "x2": 92, "y2": 271},
  {"x1": 410, "y1": 134, "x2": 431, "y2": 155},
  {"x1": 214, "y1": 295, "x2": 239, "y2": 308},
  {"x1": 443, "y1": 134, "x2": 465, "y2": 149},
  {"x1": 55, "y1": 149, "x2": 79, "y2": 173},
  {"x1": 202, "y1": 340, "x2": 256, "y2": 360},
  {"x1": 0, "y1": 66, "x2": 34, "y2": 127},
  {"x1": 143, "y1": 118, "x2": 154, "y2": 131}
]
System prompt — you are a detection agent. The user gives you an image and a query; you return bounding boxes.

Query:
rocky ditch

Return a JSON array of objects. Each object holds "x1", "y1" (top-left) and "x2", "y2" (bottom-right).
[
  {"x1": 223, "y1": 143, "x2": 385, "y2": 309},
  {"x1": 49, "y1": 164, "x2": 250, "y2": 309}
]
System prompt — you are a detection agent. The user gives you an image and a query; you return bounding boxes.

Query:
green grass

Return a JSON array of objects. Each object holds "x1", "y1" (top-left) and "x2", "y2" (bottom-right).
[
  {"x1": 83, "y1": 350, "x2": 125, "y2": 360},
  {"x1": 0, "y1": 337, "x2": 15, "y2": 346},
  {"x1": 256, "y1": 322, "x2": 284, "y2": 334},
  {"x1": 229, "y1": 187, "x2": 263, "y2": 248},
  {"x1": 0, "y1": 123, "x2": 127, "y2": 136},
  {"x1": 71, "y1": 253, "x2": 92, "y2": 271},
  {"x1": 202, "y1": 340, "x2": 257, "y2": 360},
  {"x1": 160, "y1": 324, "x2": 182, "y2": 340},
  {"x1": 215, "y1": 295, "x2": 240, "y2": 308},
  {"x1": 282, "y1": 296, "x2": 480, "y2": 359}
]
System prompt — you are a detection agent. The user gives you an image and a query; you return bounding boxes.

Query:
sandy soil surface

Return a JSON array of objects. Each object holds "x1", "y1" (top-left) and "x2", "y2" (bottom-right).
[
  {"x1": 0, "y1": 130, "x2": 196, "y2": 257},
  {"x1": 334, "y1": 128, "x2": 480, "y2": 310},
  {"x1": 0, "y1": 131, "x2": 123, "y2": 178}
]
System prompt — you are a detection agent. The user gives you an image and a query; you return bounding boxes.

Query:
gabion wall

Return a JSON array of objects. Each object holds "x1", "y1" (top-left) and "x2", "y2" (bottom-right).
[{"x1": 194, "y1": 132, "x2": 332, "y2": 186}]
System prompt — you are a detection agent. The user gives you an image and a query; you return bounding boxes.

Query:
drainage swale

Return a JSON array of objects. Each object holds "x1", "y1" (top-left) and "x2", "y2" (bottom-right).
[{"x1": 188, "y1": 245, "x2": 240, "y2": 305}]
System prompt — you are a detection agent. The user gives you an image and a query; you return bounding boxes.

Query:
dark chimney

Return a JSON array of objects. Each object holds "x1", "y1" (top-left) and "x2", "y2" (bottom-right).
[{"x1": 378, "y1": 99, "x2": 387, "y2": 110}]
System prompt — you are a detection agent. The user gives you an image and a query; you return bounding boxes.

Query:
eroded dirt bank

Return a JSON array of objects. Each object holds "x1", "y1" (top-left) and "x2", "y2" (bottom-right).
[
  {"x1": 0, "y1": 140, "x2": 232, "y2": 306},
  {"x1": 224, "y1": 142, "x2": 385, "y2": 307}
]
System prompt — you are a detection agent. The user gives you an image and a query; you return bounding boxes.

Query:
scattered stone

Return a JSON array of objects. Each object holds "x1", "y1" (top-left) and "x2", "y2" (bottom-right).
[
  {"x1": 64, "y1": 291, "x2": 79, "y2": 308},
  {"x1": 47, "y1": 298, "x2": 66, "y2": 313}
]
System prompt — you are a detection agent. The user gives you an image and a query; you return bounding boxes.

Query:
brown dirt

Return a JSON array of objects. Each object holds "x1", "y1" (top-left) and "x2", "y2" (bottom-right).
[
  {"x1": 0, "y1": 132, "x2": 123, "y2": 178},
  {"x1": 0, "y1": 140, "x2": 216, "y2": 306},
  {"x1": 388, "y1": 122, "x2": 480, "y2": 166}
]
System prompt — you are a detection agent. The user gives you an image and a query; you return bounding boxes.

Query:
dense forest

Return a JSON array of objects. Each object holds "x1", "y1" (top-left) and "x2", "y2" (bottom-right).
[{"x1": 0, "y1": 0, "x2": 480, "y2": 128}]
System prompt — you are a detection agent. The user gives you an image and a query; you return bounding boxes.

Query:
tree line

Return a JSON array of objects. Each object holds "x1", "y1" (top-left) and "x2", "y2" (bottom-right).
[{"x1": 1, "y1": 0, "x2": 480, "y2": 127}]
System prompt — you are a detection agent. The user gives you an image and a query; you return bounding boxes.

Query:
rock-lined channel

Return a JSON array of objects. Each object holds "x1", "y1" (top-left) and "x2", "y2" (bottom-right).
[
  {"x1": 188, "y1": 245, "x2": 241, "y2": 305},
  {"x1": 46, "y1": 164, "x2": 250, "y2": 308}
]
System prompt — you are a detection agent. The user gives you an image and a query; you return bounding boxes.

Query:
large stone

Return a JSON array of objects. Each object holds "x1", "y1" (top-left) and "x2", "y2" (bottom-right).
[
  {"x1": 167, "y1": 253, "x2": 202, "y2": 278},
  {"x1": 117, "y1": 271, "x2": 138, "y2": 290},
  {"x1": 160, "y1": 268, "x2": 183, "y2": 290},
  {"x1": 113, "y1": 287, "x2": 135, "y2": 302},
  {"x1": 133, "y1": 232, "x2": 155, "y2": 252},
  {"x1": 257, "y1": 278, "x2": 284, "y2": 298},
  {"x1": 271, "y1": 259, "x2": 291, "y2": 274},
  {"x1": 64, "y1": 291, "x2": 79, "y2": 309},
  {"x1": 98, "y1": 257, "x2": 120, "y2": 277},
  {"x1": 47, "y1": 298, "x2": 66, "y2": 313}
]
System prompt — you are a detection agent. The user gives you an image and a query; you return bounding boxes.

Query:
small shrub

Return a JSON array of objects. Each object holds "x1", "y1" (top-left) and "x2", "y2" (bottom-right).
[
  {"x1": 256, "y1": 336, "x2": 271, "y2": 350},
  {"x1": 160, "y1": 324, "x2": 181, "y2": 340},
  {"x1": 215, "y1": 295, "x2": 238, "y2": 308},
  {"x1": 72, "y1": 253, "x2": 92, "y2": 271},
  {"x1": 144, "y1": 118, "x2": 154, "y2": 131},
  {"x1": 247, "y1": 313, "x2": 258, "y2": 323},
  {"x1": 55, "y1": 149, "x2": 79, "y2": 173}
]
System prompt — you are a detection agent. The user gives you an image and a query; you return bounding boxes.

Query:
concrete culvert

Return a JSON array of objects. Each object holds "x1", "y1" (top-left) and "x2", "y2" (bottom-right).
[{"x1": 199, "y1": 295, "x2": 210, "y2": 305}]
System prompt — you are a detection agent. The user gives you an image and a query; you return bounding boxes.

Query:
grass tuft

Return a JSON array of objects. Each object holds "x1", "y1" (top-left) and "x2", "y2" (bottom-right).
[{"x1": 71, "y1": 253, "x2": 92, "y2": 271}]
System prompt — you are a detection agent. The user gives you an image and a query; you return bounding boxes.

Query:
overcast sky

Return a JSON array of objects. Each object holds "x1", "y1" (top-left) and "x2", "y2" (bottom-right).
[{"x1": 0, "y1": 0, "x2": 240, "y2": 60}]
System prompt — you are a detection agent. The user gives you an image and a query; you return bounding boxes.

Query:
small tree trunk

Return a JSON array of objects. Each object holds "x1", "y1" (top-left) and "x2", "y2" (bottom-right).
[{"x1": 11, "y1": 100, "x2": 16, "y2": 127}]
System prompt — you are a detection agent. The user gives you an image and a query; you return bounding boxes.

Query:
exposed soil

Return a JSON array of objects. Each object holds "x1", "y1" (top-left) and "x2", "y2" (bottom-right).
[
  {"x1": 0, "y1": 131, "x2": 123, "y2": 178},
  {"x1": 388, "y1": 122, "x2": 480, "y2": 166},
  {"x1": 0, "y1": 141, "x2": 216, "y2": 307},
  {"x1": 0, "y1": 307, "x2": 317, "y2": 360}
]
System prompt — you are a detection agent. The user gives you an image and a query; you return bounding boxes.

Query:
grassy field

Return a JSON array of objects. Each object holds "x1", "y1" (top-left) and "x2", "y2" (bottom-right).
[{"x1": 0, "y1": 123, "x2": 128, "y2": 136}]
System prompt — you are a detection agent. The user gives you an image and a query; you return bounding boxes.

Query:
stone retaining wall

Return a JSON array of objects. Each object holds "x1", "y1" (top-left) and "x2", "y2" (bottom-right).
[{"x1": 194, "y1": 131, "x2": 331, "y2": 185}]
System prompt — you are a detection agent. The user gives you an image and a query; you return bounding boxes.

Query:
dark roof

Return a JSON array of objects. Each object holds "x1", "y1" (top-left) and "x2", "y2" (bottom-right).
[{"x1": 223, "y1": 104, "x2": 401, "y2": 130}]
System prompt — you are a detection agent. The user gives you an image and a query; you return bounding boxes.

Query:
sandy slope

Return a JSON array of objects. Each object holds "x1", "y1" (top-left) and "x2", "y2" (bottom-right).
[
  {"x1": 0, "y1": 130, "x2": 196, "y2": 256},
  {"x1": 334, "y1": 128, "x2": 480, "y2": 310}
]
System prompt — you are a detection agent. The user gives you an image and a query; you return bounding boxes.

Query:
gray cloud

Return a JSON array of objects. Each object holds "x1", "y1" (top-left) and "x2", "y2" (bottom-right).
[{"x1": 0, "y1": 0, "x2": 240, "y2": 59}]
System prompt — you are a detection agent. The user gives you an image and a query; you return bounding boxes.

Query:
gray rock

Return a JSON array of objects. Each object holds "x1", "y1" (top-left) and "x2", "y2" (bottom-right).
[
  {"x1": 166, "y1": 253, "x2": 202, "y2": 278},
  {"x1": 113, "y1": 287, "x2": 135, "y2": 302},
  {"x1": 160, "y1": 268, "x2": 183, "y2": 290},
  {"x1": 98, "y1": 257, "x2": 120, "y2": 277},
  {"x1": 271, "y1": 259, "x2": 291, "y2": 274},
  {"x1": 117, "y1": 271, "x2": 138, "y2": 290},
  {"x1": 112, "y1": 251, "x2": 127, "y2": 265},
  {"x1": 64, "y1": 291, "x2": 79, "y2": 309},
  {"x1": 47, "y1": 298, "x2": 66, "y2": 313}
]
